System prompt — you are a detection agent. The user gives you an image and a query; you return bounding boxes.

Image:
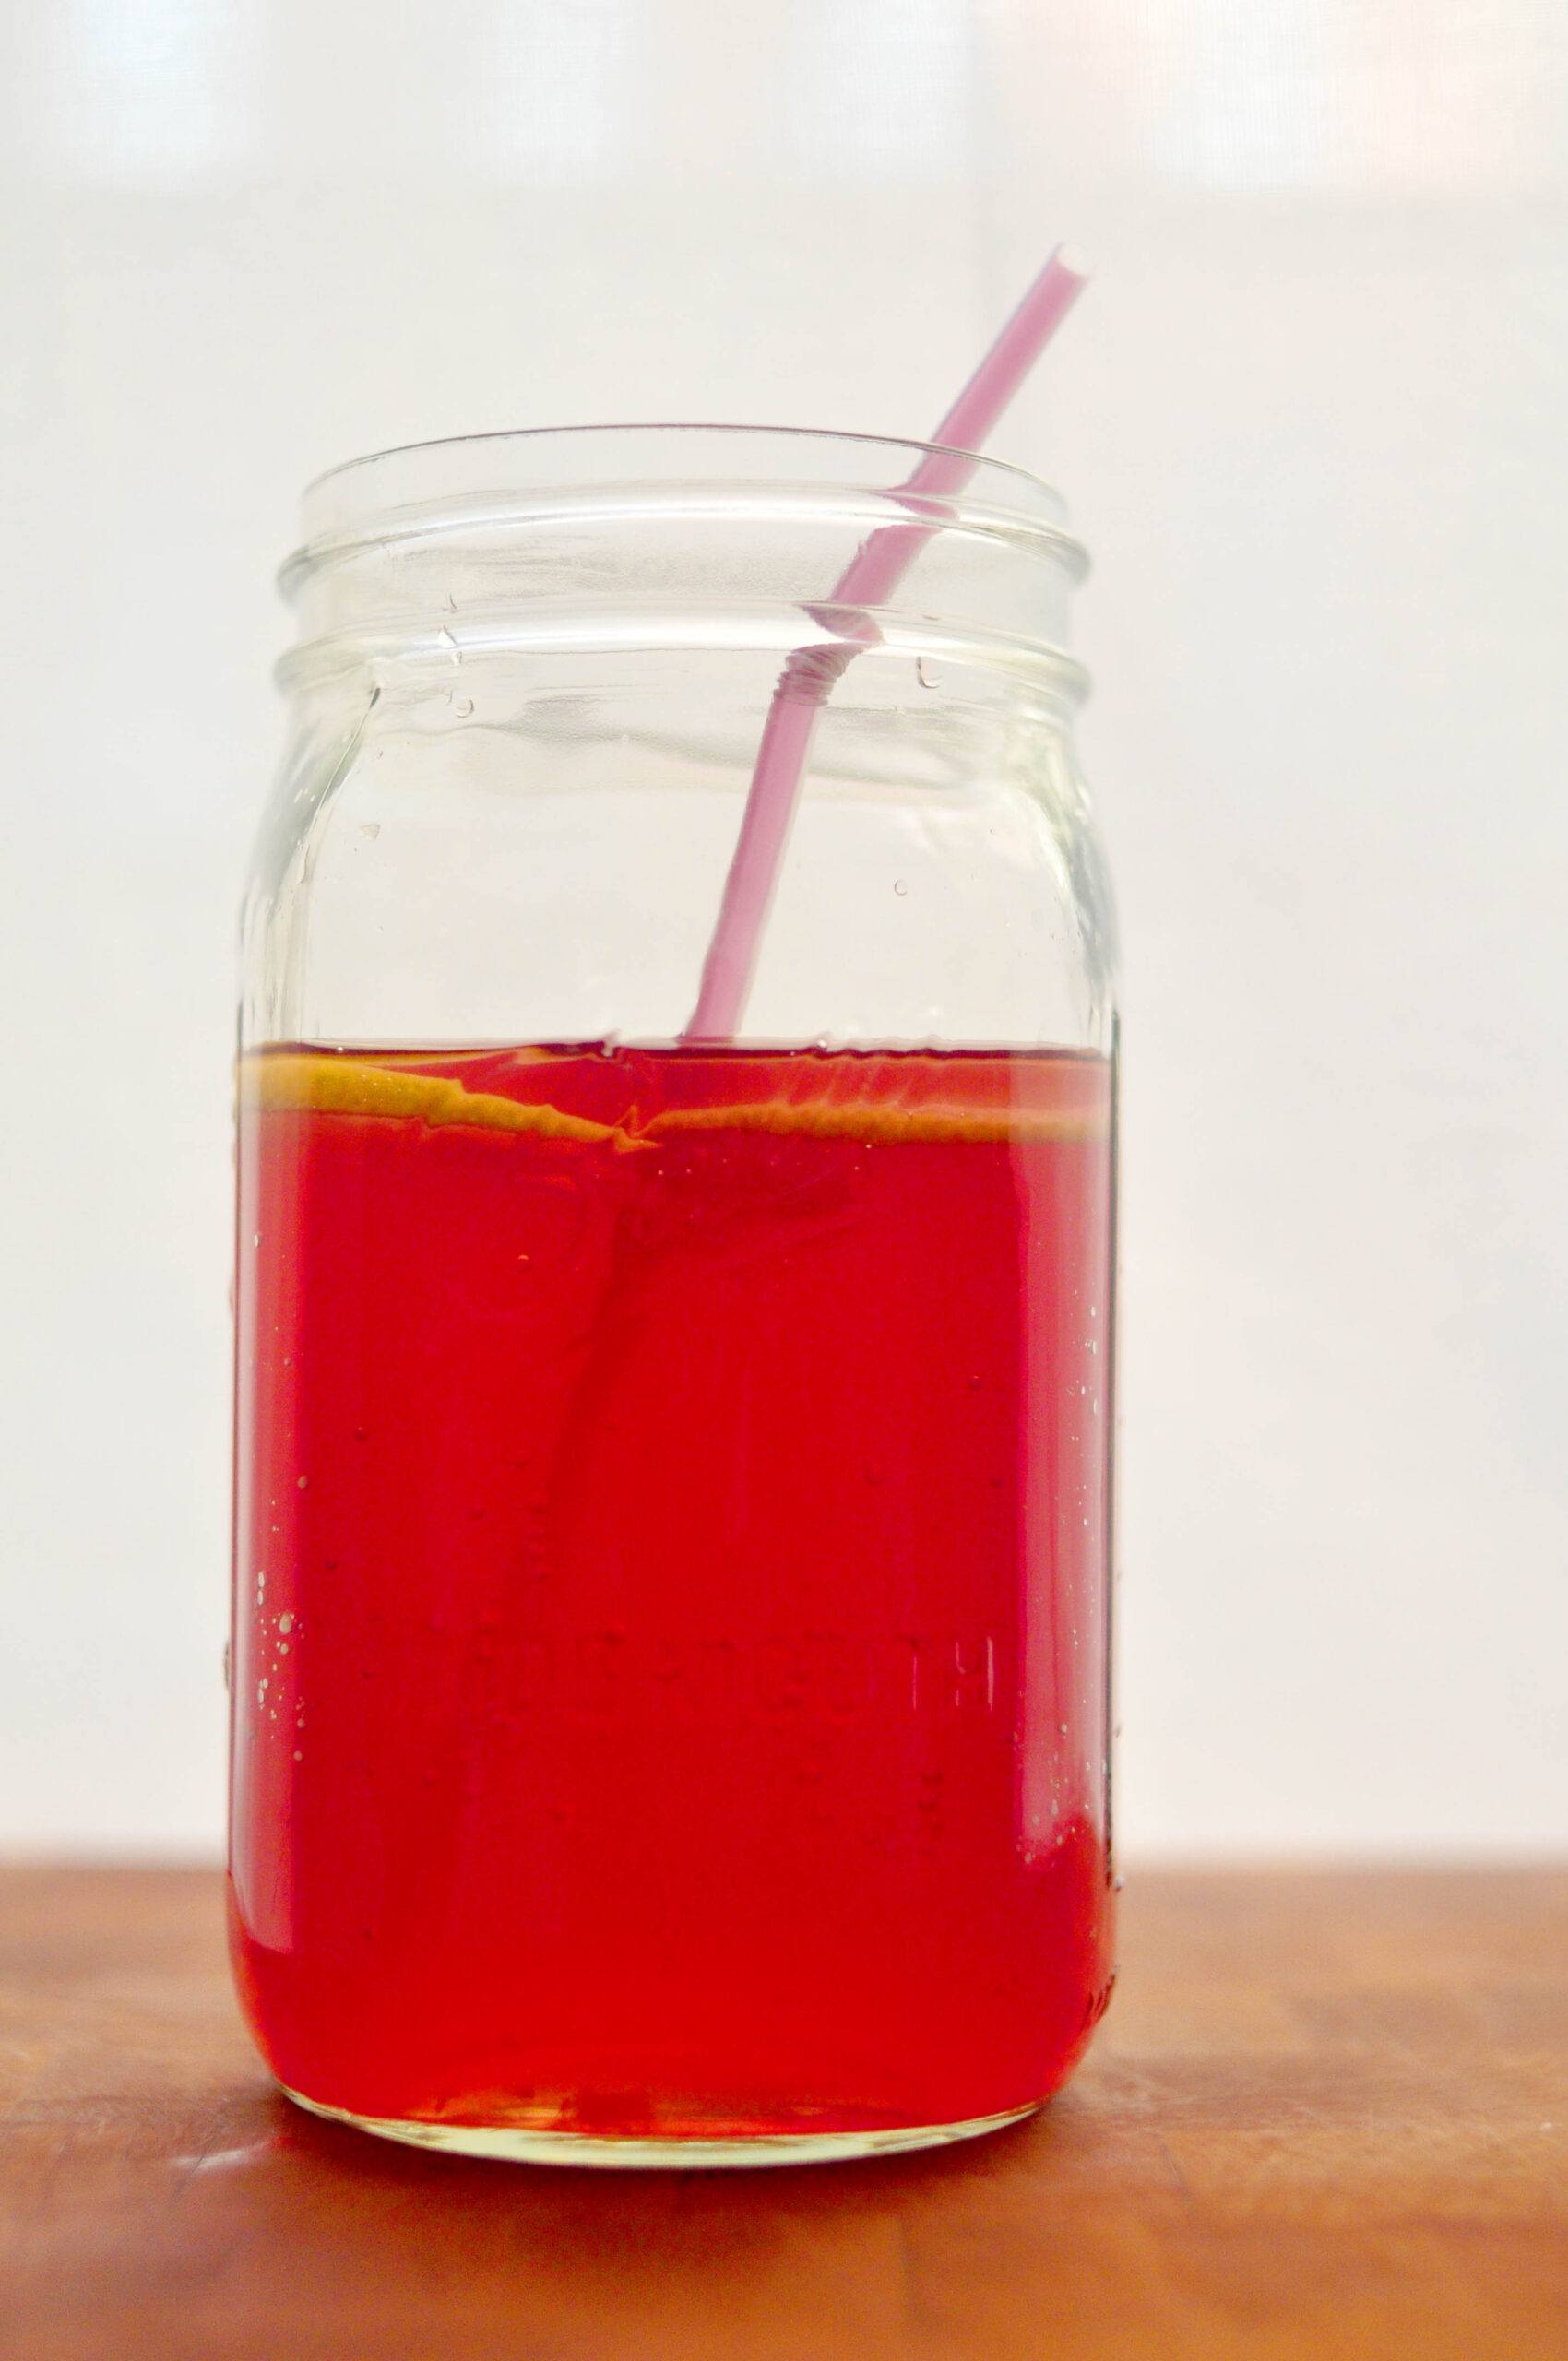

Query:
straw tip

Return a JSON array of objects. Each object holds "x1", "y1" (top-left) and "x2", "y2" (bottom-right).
[{"x1": 1051, "y1": 243, "x2": 1091, "y2": 293}]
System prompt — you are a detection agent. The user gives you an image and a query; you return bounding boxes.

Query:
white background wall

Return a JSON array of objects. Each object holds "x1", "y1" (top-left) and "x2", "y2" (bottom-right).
[{"x1": 1, "y1": 0, "x2": 1563, "y2": 1856}]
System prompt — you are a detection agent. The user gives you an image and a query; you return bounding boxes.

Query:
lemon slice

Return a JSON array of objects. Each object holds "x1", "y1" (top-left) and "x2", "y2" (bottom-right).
[
  {"x1": 240, "y1": 1051, "x2": 1108, "y2": 1145},
  {"x1": 242, "y1": 1054, "x2": 615, "y2": 1144},
  {"x1": 645, "y1": 1099, "x2": 1096, "y2": 1145}
]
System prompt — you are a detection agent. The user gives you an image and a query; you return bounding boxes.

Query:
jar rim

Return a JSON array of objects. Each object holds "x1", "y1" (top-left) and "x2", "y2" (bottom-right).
[{"x1": 297, "y1": 421, "x2": 1074, "y2": 552}]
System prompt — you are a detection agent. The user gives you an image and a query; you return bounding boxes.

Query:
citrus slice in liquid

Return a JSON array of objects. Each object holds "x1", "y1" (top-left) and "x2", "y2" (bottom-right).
[{"x1": 241, "y1": 1048, "x2": 1110, "y2": 1146}]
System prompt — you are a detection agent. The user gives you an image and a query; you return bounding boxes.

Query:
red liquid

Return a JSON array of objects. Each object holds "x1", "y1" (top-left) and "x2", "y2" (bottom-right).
[{"x1": 231, "y1": 1045, "x2": 1115, "y2": 2140}]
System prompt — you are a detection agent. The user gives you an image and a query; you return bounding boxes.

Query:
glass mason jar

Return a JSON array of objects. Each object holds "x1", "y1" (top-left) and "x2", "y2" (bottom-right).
[{"x1": 230, "y1": 425, "x2": 1118, "y2": 2166}]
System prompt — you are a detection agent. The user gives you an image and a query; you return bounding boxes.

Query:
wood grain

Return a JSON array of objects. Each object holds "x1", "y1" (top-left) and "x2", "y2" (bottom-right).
[{"x1": 1, "y1": 1867, "x2": 1563, "y2": 2359}]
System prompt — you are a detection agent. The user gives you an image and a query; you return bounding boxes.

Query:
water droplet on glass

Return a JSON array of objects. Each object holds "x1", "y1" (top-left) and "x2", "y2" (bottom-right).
[
  {"x1": 437, "y1": 625, "x2": 459, "y2": 658},
  {"x1": 917, "y1": 657, "x2": 939, "y2": 690},
  {"x1": 862, "y1": 1461, "x2": 886, "y2": 1487},
  {"x1": 455, "y1": 697, "x2": 475, "y2": 718},
  {"x1": 968, "y1": 1373, "x2": 982, "y2": 1391},
  {"x1": 893, "y1": 878, "x2": 909, "y2": 896},
  {"x1": 297, "y1": 1475, "x2": 310, "y2": 1489},
  {"x1": 279, "y1": 1613, "x2": 293, "y2": 1635}
]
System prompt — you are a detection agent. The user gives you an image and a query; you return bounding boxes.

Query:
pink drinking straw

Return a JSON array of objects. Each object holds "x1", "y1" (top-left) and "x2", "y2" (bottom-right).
[{"x1": 683, "y1": 245, "x2": 1087, "y2": 1042}]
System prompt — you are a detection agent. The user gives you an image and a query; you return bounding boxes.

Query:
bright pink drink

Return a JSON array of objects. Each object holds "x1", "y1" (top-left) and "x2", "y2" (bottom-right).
[{"x1": 231, "y1": 1043, "x2": 1114, "y2": 2143}]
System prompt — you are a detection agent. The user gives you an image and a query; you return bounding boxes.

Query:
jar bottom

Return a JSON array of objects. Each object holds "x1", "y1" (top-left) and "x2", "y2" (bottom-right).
[{"x1": 281, "y1": 2084, "x2": 1040, "y2": 2168}]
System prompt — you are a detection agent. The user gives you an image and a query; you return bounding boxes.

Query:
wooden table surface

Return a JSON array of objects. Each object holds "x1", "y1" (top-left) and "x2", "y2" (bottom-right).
[{"x1": 1, "y1": 1867, "x2": 1563, "y2": 2360}]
